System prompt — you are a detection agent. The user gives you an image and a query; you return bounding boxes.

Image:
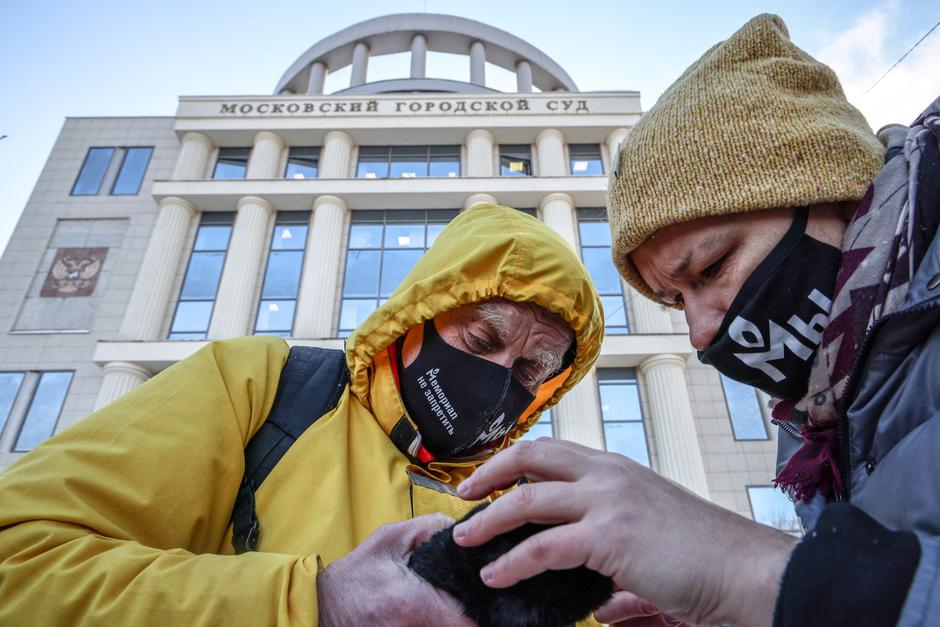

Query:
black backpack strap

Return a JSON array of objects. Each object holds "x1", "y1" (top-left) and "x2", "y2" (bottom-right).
[{"x1": 231, "y1": 346, "x2": 348, "y2": 553}]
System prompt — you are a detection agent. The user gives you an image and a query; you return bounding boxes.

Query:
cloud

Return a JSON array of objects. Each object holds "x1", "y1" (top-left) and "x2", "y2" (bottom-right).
[{"x1": 814, "y1": 3, "x2": 940, "y2": 130}]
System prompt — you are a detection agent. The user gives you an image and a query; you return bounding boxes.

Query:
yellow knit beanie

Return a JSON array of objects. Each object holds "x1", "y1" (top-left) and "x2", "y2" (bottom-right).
[{"x1": 608, "y1": 13, "x2": 884, "y2": 305}]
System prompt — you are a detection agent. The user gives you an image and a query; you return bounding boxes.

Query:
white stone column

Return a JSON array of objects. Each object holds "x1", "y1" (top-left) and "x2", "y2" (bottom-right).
[
  {"x1": 319, "y1": 130, "x2": 354, "y2": 179},
  {"x1": 208, "y1": 196, "x2": 274, "y2": 339},
  {"x1": 606, "y1": 127, "x2": 629, "y2": 174},
  {"x1": 410, "y1": 34, "x2": 427, "y2": 78},
  {"x1": 639, "y1": 354, "x2": 710, "y2": 498},
  {"x1": 172, "y1": 132, "x2": 214, "y2": 180},
  {"x1": 94, "y1": 362, "x2": 151, "y2": 411},
  {"x1": 120, "y1": 197, "x2": 196, "y2": 340},
  {"x1": 464, "y1": 194, "x2": 497, "y2": 210},
  {"x1": 470, "y1": 41, "x2": 486, "y2": 85},
  {"x1": 293, "y1": 196, "x2": 349, "y2": 338},
  {"x1": 464, "y1": 130, "x2": 494, "y2": 178},
  {"x1": 553, "y1": 369, "x2": 605, "y2": 449},
  {"x1": 539, "y1": 193, "x2": 577, "y2": 249},
  {"x1": 307, "y1": 61, "x2": 327, "y2": 95},
  {"x1": 536, "y1": 129, "x2": 567, "y2": 177},
  {"x1": 516, "y1": 60, "x2": 533, "y2": 92},
  {"x1": 351, "y1": 42, "x2": 369, "y2": 86},
  {"x1": 630, "y1": 288, "x2": 673, "y2": 333},
  {"x1": 246, "y1": 131, "x2": 284, "y2": 179}
]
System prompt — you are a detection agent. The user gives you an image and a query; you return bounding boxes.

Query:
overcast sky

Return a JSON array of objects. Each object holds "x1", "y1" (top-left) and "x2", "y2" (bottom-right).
[{"x1": 2, "y1": 0, "x2": 938, "y2": 255}]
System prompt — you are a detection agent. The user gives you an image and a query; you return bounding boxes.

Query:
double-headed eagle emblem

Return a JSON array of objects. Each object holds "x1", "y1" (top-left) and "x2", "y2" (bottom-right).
[{"x1": 41, "y1": 247, "x2": 108, "y2": 297}]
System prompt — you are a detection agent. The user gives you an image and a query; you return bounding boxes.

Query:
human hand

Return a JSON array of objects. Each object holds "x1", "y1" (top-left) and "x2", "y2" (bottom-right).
[
  {"x1": 596, "y1": 590, "x2": 687, "y2": 626},
  {"x1": 317, "y1": 514, "x2": 478, "y2": 627},
  {"x1": 452, "y1": 438, "x2": 797, "y2": 626}
]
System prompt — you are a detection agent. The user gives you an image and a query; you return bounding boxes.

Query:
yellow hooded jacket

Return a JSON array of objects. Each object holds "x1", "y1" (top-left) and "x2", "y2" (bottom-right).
[{"x1": 0, "y1": 204, "x2": 603, "y2": 625}]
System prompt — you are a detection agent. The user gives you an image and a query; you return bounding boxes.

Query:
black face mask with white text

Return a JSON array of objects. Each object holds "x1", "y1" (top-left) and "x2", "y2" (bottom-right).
[
  {"x1": 398, "y1": 320, "x2": 536, "y2": 459},
  {"x1": 698, "y1": 207, "x2": 842, "y2": 400}
]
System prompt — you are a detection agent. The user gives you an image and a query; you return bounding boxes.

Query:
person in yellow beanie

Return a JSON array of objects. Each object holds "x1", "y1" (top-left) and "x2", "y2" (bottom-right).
[{"x1": 453, "y1": 14, "x2": 940, "y2": 626}]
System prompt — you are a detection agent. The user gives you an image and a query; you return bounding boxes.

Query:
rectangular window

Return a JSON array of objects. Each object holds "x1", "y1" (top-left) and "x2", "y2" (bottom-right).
[
  {"x1": 285, "y1": 147, "x2": 320, "y2": 179},
  {"x1": 168, "y1": 213, "x2": 234, "y2": 339},
  {"x1": 499, "y1": 144, "x2": 532, "y2": 176},
  {"x1": 212, "y1": 147, "x2": 250, "y2": 180},
  {"x1": 356, "y1": 146, "x2": 460, "y2": 179},
  {"x1": 598, "y1": 368, "x2": 649, "y2": 466},
  {"x1": 569, "y1": 144, "x2": 604, "y2": 176},
  {"x1": 747, "y1": 486, "x2": 802, "y2": 535},
  {"x1": 578, "y1": 209, "x2": 629, "y2": 334},
  {"x1": 339, "y1": 209, "x2": 458, "y2": 337},
  {"x1": 254, "y1": 212, "x2": 309, "y2": 337},
  {"x1": 520, "y1": 408, "x2": 553, "y2": 441},
  {"x1": 71, "y1": 147, "x2": 115, "y2": 195},
  {"x1": 0, "y1": 372, "x2": 25, "y2": 435},
  {"x1": 14, "y1": 371, "x2": 72, "y2": 452},
  {"x1": 111, "y1": 147, "x2": 154, "y2": 195},
  {"x1": 721, "y1": 374, "x2": 769, "y2": 440}
]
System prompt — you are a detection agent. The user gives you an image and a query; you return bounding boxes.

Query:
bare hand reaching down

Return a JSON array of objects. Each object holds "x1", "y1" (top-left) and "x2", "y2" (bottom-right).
[
  {"x1": 452, "y1": 438, "x2": 797, "y2": 627},
  {"x1": 317, "y1": 514, "x2": 477, "y2": 627}
]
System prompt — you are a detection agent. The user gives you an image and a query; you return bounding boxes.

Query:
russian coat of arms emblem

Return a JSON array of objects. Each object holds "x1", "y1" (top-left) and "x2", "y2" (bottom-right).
[{"x1": 40, "y1": 247, "x2": 109, "y2": 297}]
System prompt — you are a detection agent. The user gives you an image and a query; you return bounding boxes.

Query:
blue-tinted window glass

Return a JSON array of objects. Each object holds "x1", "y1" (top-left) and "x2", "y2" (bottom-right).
[
  {"x1": 169, "y1": 301, "x2": 214, "y2": 336},
  {"x1": 254, "y1": 216, "x2": 309, "y2": 336},
  {"x1": 343, "y1": 250, "x2": 382, "y2": 297},
  {"x1": 569, "y1": 144, "x2": 604, "y2": 176},
  {"x1": 385, "y1": 224, "x2": 425, "y2": 249},
  {"x1": 111, "y1": 147, "x2": 153, "y2": 195},
  {"x1": 520, "y1": 408, "x2": 553, "y2": 442},
  {"x1": 169, "y1": 216, "x2": 234, "y2": 340},
  {"x1": 429, "y1": 157, "x2": 460, "y2": 177},
  {"x1": 500, "y1": 145, "x2": 532, "y2": 176},
  {"x1": 578, "y1": 221, "x2": 611, "y2": 247},
  {"x1": 0, "y1": 372, "x2": 25, "y2": 434},
  {"x1": 14, "y1": 372, "x2": 72, "y2": 452},
  {"x1": 213, "y1": 148, "x2": 250, "y2": 180},
  {"x1": 390, "y1": 146, "x2": 429, "y2": 179},
  {"x1": 599, "y1": 371, "x2": 649, "y2": 466},
  {"x1": 380, "y1": 250, "x2": 423, "y2": 297},
  {"x1": 72, "y1": 147, "x2": 115, "y2": 195},
  {"x1": 357, "y1": 146, "x2": 390, "y2": 179},
  {"x1": 256, "y1": 300, "x2": 297, "y2": 336},
  {"x1": 179, "y1": 252, "x2": 226, "y2": 300},
  {"x1": 579, "y1": 211, "x2": 629, "y2": 334},
  {"x1": 721, "y1": 374, "x2": 769, "y2": 440},
  {"x1": 339, "y1": 210, "x2": 456, "y2": 336},
  {"x1": 261, "y1": 251, "x2": 304, "y2": 299},
  {"x1": 284, "y1": 147, "x2": 319, "y2": 179},
  {"x1": 748, "y1": 486, "x2": 802, "y2": 534},
  {"x1": 271, "y1": 225, "x2": 307, "y2": 250}
]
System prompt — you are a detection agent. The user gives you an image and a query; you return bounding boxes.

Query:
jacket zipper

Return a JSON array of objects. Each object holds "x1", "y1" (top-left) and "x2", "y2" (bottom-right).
[
  {"x1": 771, "y1": 418, "x2": 804, "y2": 442},
  {"x1": 835, "y1": 301, "x2": 940, "y2": 501}
]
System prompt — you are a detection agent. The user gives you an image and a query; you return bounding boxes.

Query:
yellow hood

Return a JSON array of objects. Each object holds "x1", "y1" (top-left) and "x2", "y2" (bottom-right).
[{"x1": 346, "y1": 203, "x2": 604, "y2": 440}]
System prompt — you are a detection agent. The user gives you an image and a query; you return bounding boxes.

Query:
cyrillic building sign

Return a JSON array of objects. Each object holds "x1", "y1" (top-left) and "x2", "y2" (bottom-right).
[{"x1": 215, "y1": 97, "x2": 593, "y2": 116}]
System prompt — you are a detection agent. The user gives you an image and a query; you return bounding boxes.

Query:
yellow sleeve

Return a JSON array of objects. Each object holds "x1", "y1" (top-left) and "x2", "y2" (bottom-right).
[{"x1": 0, "y1": 337, "x2": 320, "y2": 626}]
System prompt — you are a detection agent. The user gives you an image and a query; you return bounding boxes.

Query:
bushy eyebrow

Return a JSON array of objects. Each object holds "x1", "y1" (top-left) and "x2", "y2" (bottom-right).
[{"x1": 475, "y1": 302, "x2": 564, "y2": 378}]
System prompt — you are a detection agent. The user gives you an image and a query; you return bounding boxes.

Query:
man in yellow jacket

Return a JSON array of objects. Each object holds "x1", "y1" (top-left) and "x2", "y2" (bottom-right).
[{"x1": 0, "y1": 204, "x2": 603, "y2": 625}]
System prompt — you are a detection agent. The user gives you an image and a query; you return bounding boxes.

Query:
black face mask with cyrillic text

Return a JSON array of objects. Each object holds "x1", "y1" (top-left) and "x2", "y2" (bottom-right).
[
  {"x1": 399, "y1": 320, "x2": 535, "y2": 459},
  {"x1": 698, "y1": 207, "x2": 842, "y2": 400}
]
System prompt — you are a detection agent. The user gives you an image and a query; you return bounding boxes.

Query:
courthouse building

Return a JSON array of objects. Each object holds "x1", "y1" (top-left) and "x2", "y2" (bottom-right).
[{"x1": 0, "y1": 14, "x2": 798, "y2": 532}]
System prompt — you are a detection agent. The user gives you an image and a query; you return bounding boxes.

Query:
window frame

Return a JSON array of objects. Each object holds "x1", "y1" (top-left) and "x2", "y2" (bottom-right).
[
  {"x1": 12, "y1": 371, "x2": 73, "y2": 452},
  {"x1": 253, "y1": 211, "x2": 311, "y2": 337},
  {"x1": 71, "y1": 146, "x2": 116, "y2": 196},
  {"x1": 746, "y1": 485, "x2": 803, "y2": 536},
  {"x1": 499, "y1": 144, "x2": 533, "y2": 177},
  {"x1": 568, "y1": 143, "x2": 604, "y2": 176},
  {"x1": 577, "y1": 208, "x2": 630, "y2": 334},
  {"x1": 356, "y1": 145, "x2": 461, "y2": 179},
  {"x1": 212, "y1": 147, "x2": 251, "y2": 180},
  {"x1": 110, "y1": 146, "x2": 154, "y2": 195},
  {"x1": 284, "y1": 146, "x2": 321, "y2": 180},
  {"x1": 168, "y1": 213, "x2": 235, "y2": 340},
  {"x1": 337, "y1": 209, "x2": 458, "y2": 337},
  {"x1": 597, "y1": 368, "x2": 651, "y2": 466},
  {"x1": 720, "y1": 374, "x2": 770, "y2": 441}
]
